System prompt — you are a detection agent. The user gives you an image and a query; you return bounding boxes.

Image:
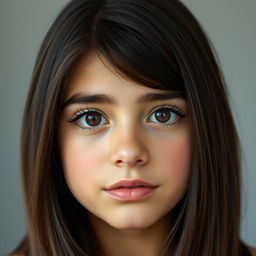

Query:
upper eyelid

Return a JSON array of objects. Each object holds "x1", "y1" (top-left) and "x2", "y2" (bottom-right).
[
  {"x1": 148, "y1": 104, "x2": 186, "y2": 118},
  {"x1": 68, "y1": 107, "x2": 109, "y2": 123},
  {"x1": 74, "y1": 108, "x2": 105, "y2": 116}
]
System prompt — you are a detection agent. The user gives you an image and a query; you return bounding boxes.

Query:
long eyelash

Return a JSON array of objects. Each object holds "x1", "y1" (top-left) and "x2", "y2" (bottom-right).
[
  {"x1": 150, "y1": 103, "x2": 187, "y2": 117},
  {"x1": 67, "y1": 107, "x2": 108, "y2": 133},
  {"x1": 149, "y1": 104, "x2": 187, "y2": 127},
  {"x1": 67, "y1": 107, "x2": 105, "y2": 123},
  {"x1": 78, "y1": 126, "x2": 96, "y2": 134}
]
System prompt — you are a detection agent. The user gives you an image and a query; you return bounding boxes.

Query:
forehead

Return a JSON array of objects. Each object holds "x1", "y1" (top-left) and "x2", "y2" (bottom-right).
[
  {"x1": 66, "y1": 53, "x2": 143, "y2": 97},
  {"x1": 65, "y1": 53, "x2": 183, "y2": 102}
]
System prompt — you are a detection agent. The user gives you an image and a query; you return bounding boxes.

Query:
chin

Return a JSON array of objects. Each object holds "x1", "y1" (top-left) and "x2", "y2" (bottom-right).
[
  {"x1": 103, "y1": 212, "x2": 162, "y2": 230},
  {"x1": 110, "y1": 221, "x2": 153, "y2": 230}
]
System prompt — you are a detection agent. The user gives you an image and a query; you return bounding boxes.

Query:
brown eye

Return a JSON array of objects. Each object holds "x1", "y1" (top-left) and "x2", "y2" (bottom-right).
[
  {"x1": 154, "y1": 109, "x2": 171, "y2": 123},
  {"x1": 84, "y1": 112, "x2": 102, "y2": 126},
  {"x1": 68, "y1": 109, "x2": 108, "y2": 129},
  {"x1": 148, "y1": 106, "x2": 185, "y2": 125}
]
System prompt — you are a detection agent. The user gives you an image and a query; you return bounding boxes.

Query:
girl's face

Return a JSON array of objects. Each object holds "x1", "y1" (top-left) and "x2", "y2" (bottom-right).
[{"x1": 59, "y1": 53, "x2": 192, "y2": 230}]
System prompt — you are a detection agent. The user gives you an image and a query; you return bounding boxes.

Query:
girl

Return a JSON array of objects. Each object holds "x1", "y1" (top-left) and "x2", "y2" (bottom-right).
[{"x1": 9, "y1": 0, "x2": 256, "y2": 255}]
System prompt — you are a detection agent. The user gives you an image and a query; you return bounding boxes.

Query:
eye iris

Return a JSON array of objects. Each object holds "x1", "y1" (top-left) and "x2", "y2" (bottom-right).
[
  {"x1": 85, "y1": 112, "x2": 101, "y2": 126},
  {"x1": 155, "y1": 109, "x2": 171, "y2": 123}
]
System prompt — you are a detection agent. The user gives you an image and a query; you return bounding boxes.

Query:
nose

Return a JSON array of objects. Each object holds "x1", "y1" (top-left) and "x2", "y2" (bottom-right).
[{"x1": 109, "y1": 129, "x2": 149, "y2": 168}]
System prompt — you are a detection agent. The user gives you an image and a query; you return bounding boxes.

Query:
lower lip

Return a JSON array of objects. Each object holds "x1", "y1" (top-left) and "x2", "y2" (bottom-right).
[{"x1": 103, "y1": 187, "x2": 157, "y2": 201}]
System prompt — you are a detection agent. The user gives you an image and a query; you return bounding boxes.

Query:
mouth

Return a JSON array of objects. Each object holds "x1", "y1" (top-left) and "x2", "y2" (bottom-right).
[{"x1": 103, "y1": 179, "x2": 159, "y2": 201}]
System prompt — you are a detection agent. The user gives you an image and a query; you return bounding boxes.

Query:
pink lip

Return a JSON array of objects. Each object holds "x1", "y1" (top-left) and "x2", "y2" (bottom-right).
[
  {"x1": 104, "y1": 179, "x2": 158, "y2": 190},
  {"x1": 103, "y1": 179, "x2": 158, "y2": 201}
]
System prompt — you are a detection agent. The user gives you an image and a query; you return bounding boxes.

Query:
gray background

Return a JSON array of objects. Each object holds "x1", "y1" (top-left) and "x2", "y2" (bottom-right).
[{"x1": 0, "y1": 0, "x2": 255, "y2": 255}]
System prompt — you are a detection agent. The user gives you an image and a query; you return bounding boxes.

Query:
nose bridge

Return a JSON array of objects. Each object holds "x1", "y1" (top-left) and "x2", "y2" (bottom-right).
[{"x1": 109, "y1": 115, "x2": 149, "y2": 168}]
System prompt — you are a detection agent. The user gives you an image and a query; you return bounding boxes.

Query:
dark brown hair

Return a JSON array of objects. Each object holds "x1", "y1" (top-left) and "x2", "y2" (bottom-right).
[{"x1": 9, "y1": 0, "x2": 249, "y2": 255}]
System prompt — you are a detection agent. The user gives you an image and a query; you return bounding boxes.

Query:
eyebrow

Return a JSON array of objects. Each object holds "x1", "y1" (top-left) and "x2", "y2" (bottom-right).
[{"x1": 62, "y1": 92, "x2": 186, "y2": 109}]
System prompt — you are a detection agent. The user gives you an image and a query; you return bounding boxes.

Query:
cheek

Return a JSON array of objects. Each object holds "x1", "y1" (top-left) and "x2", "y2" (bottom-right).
[
  {"x1": 155, "y1": 132, "x2": 192, "y2": 210},
  {"x1": 63, "y1": 141, "x2": 98, "y2": 172},
  {"x1": 157, "y1": 128, "x2": 191, "y2": 167},
  {"x1": 59, "y1": 134, "x2": 102, "y2": 191},
  {"x1": 155, "y1": 130, "x2": 192, "y2": 188},
  {"x1": 164, "y1": 138, "x2": 191, "y2": 171}
]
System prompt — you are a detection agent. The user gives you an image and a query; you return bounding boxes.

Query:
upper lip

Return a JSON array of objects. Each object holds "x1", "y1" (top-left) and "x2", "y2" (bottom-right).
[{"x1": 104, "y1": 179, "x2": 158, "y2": 190}]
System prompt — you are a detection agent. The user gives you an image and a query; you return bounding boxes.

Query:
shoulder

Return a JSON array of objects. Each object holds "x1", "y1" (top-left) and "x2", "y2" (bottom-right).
[{"x1": 249, "y1": 246, "x2": 256, "y2": 256}]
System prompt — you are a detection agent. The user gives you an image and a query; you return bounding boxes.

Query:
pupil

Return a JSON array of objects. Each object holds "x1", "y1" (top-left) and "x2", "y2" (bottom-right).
[
  {"x1": 86, "y1": 113, "x2": 101, "y2": 126},
  {"x1": 155, "y1": 110, "x2": 170, "y2": 122}
]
